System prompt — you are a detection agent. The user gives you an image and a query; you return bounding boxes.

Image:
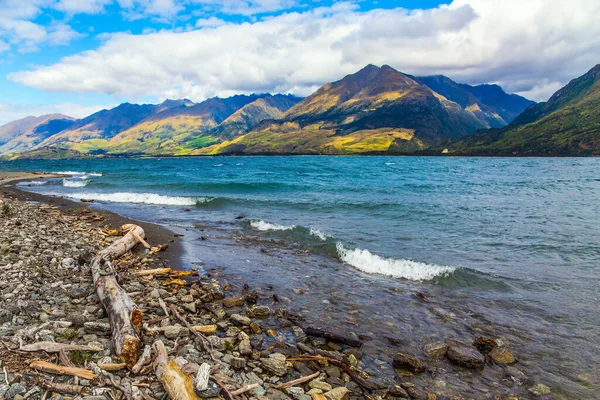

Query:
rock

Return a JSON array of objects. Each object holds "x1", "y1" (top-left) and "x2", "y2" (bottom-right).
[
  {"x1": 182, "y1": 302, "x2": 196, "y2": 313},
  {"x1": 181, "y1": 294, "x2": 194, "y2": 303},
  {"x1": 68, "y1": 313, "x2": 87, "y2": 328},
  {"x1": 388, "y1": 385, "x2": 409, "y2": 398},
  {"x1": 69, "y1": 287, "x2": 87, "y2": 299},
  {"x1": 392, "y1": 353, "x2": 426, "y2": 373},
  {"x1": 309, "y1": 380, "x2": 332, "y2": 392},
  {"x1": 239, "y1": 336, "x2": 252, "y2": 355},
  {"x1": 474, "y1": 336, "x2": 498, "y2": 354},
  {"x1": 196, "y1": 380, "x2": 221, "y2": 398},
  {"x1": 528, "y1": 384, "x2": 551, "y2": 396},
  {"x1": 311, "y1": 394, "x2": 327, "y2": 400},
  {"x1": 489, "y1": 347, "x2": 516, "y2": 364},
  {"x1": 324, "y1": 387, "x2": 349, "y2": 400},
  {"x1": 223, "y1": 296, "x2": 245, "y2": 308},
  {"x1": 287, "y1": 387, "x2": 310, "y2": 400},
  {"x1": 423, "y1": 342, "x2": 448, "y2": 359},
  {"x1": 84, "y1": 321, "x2": 111, "y2": 335},
  {"x1": 246, "y1": 305, "x2": 271, "y2": 318},
  {"x1": 261, "y1": 353, "x2": 288, "y2": 376},
  {"x1": 446, "y1": 345, "x2": 485, "y2": 369},
  {"x1": 5, "y1": 383, "x2": 26, "y2": 400},
  {"x1": 230, "y1": 357, "x2": 246, "y2": 369},
  {"x1": 266, "y1": 389, "x2": 292, "y2": 399},
  {"x1": 0, "y1": 309, "x2": 13, "y2": 323},
  {"x1": 230, "y1": 313, "x2": 251, "y2": 326},
  {"x1": 163, "y1": 326, "x2": 182, "y2": 339}
]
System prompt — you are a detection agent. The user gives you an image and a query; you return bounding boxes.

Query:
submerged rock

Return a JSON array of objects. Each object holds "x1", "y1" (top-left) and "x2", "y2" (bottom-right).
[
  {"x1": 446, "y1": 345, "x2": 485, "y2": 369},
  {"x1": 392, "y1": 353, "x2": 426, "y2": 373},
  {"x1": 528, "y1": 384, "x2": 551, "y2": 396},
  {"x1": 489, "y1": 347, "x2": 516, "y2": 364},
  {"x1": 423, "y1": 342, "x2": 448, "y2": 359}
]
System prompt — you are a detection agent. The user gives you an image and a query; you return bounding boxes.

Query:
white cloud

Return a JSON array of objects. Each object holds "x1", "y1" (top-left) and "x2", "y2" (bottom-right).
[
  {"x1": 190, "y1": 0, "x2": 298, "y2": 16},
  {"x1": 0, "y1": 102, "x2": 115, "y2": 126},
  {"x1": 8, "y1": 0, "x2": 600, "y2": 102},
  {"x1": 0, "y1": 0, "x2": 85, "y2": 53},
  {"x1": 55, "y1": 0, "x2": 113, "y2": 14}
]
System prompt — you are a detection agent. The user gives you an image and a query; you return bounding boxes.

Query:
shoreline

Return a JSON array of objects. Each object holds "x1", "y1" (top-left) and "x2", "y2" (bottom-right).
[
  {"x1": 0, "y1": 171, "x2": 565, "y2": 399},
  {"x1": 2, "y1": 174, "x2": 394, "y2": 399},
  {"x1": 1, "y1": 173, "x2": 185, "y2": 269}
]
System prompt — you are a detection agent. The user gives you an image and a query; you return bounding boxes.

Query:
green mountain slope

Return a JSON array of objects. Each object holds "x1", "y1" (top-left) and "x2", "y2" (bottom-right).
[
  {"x1": 0, "y1": 114, "x2": 75, "y2": 154},
  {"x1": 441, "y1": 64, "x2": 600, "y2": 156},
  {"x1": 62, "y1": 94, "x2": 300, "y2": 156},
  {"x1": 196, "y1": 65, "x2": 517, "y2": 155}
]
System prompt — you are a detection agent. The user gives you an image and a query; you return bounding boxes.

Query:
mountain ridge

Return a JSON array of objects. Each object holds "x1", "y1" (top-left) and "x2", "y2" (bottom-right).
[
  {"x1": 0, "y1": 65, "x2": 536, "y2": 158},
  {"x1": 439, "y1": 64, "x2": 600, "y2": 156}
]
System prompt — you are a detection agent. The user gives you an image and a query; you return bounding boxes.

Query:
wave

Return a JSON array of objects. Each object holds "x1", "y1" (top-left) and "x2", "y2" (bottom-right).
[
  {"x1": 309, "y1": 228, "x2": 329, "y2": 241},
  {"x1": 17, "y1": 180, "x2": 48, "y2": 186},
  {"x1": 63, "y1": 179, "x2": 89, "y2": 188},
  {"x1": 52, "y1": 171, "x2": 102, "y2": 177},
  {"x1": 250, "y1": 220, "x2": 296, "y2": 231},
  {"x1": 56, "y1": 191, "x2": 211, "y2": 206},
  {"x1": 336, "y1": 243, "x2": 455, "y2": 281}
]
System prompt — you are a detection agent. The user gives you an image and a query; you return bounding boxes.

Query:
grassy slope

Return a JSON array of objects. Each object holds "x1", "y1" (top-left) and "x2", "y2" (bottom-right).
[
  {"x1": 201, "y1": 65, "x2": 489, "y2": 155},
  {"x1": 444, "y1": 65, "x2": 600, "y2": 156}
]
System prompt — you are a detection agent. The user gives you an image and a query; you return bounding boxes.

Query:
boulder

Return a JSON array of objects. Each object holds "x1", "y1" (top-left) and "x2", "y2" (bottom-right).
[{"x1": 261, "y1": 353, "x2": 288, "y2": 376}]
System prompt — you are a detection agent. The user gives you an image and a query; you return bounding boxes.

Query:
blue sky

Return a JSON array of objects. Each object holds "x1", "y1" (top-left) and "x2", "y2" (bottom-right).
[{"x1": 1, "y1": 0, "x2": 599, "y2": 125}]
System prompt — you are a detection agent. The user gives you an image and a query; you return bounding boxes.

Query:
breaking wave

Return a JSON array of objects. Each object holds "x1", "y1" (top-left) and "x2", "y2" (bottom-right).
[
  {"x1": 63, "y1": 179, "x2": 89, "y2": 188},
  {"x1": 250, "y1": 220, "x2": 296, "y2": 231},
  {"x1": 336, "y1": 243, "x2": 455, "y2": 281},
  {"x1": 58, "y1": 192, "x2": 211, "y2": 206},
  {"x1": 52, "y1": 171, "x2": 102, "y2": 177},
  {"x1": 309, "y1": 228, "x2": 329, "y2": 241},
  {"x1": 17, "y1": 180, "x2": 47, "y2": 186}
]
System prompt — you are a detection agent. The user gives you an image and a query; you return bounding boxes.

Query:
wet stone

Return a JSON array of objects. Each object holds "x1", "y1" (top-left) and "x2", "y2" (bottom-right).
[
  {"x1": 489, "y1": 347, "x2": 516, "y2": 364},
  {"x1": 423, "y1": 342, "x2": 448, "y2": 359},
  {"x1": 446, "y1": 345, "x2": 485, "y2": 369},
  {"x1": 392, "y1": 353, "x2": 426, "y2": 373}
]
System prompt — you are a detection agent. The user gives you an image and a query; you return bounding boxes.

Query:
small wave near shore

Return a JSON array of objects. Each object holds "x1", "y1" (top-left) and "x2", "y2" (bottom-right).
[{"x1": 249, "y1": 219, "x2": 455, "y2": 281}]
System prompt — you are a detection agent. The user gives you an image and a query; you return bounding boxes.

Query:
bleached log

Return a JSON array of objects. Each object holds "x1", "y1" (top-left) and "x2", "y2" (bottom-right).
[
  {"x1": 91, "y1": 224, "x2": 145, "y2": 368},
  {"x1": 20, "y1": 341, "x2": 100, "y2": 353},
  {"x1": 30, "y1": 361, "x2": 96, "y2": 379},
  {"x1": 135, "y1": 268, "x2": 172, "y2": 276}
]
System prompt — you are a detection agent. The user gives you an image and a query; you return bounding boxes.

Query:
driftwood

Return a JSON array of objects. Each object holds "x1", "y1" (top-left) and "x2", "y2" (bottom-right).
[
  {"x1": 91, "y1": 224, "x2": 145, "y2": 367},
  {"x1": 29, "y1": 361, "x2": 97, "y2": 379},
  {"x1": 36, "y1": 379, "x2": 87, "y2": 395},
  {"x1": 20, "y1": 341, "x2": 100, "y2": 353},
  {"x1": 153, "y1": 341, "x2": 199, "y2": 400},
  {"x1": 132, "y1": 345, "x2": 152, "y2": 374},
  {"x1": 98, "y1": 363, "x2": 127, "y2": 371},
  {"x1": 273, "y1": 371, "x2": 320, "y2": 389},
  {"x1": 135, "y1": 268, "x2": 171, "y2": 276},
  {"x1": 230, "y1": 383, "x2": 260, "y2": 396},
  {"x1": 287, "y1": 356, "x2": 382, "y2": 392},
  {"x1": 304, "y1": 327, "x2": 363, "y2": 348}
]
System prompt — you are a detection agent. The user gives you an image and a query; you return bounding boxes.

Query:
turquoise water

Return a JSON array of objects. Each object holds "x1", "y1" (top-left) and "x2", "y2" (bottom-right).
[{"x1": 3, "y1": 156, "x2": 600, "y2": 398}]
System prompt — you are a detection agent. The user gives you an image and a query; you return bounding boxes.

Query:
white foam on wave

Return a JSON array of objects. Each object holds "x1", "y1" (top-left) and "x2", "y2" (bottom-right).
[
  {"x1": 336, "y1": 243, "x2": 454, "y2": 281},
  {"x1": 56, "y1": 191, "x2": 208, "y2": 206},
  {"x1": 17, "y1": 180, "x2": 48, "y2": 186},
  {"x1": 52, "y1": 171, "x2": 102, "y2": 177},
  {"x1": 250, "y1": 220, "x2": 296, "y2": 231},
  {"x1": 63, "y1": 179, "x2": 89, "y2": 188},
  {"x1": 309, "y1": 228, "x2": 329, "y2": 241}
]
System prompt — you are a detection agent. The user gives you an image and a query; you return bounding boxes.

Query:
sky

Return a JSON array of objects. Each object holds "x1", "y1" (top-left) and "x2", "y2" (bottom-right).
[{"x1": 0, "y1": 0, "x2": 599, "y2": 125}]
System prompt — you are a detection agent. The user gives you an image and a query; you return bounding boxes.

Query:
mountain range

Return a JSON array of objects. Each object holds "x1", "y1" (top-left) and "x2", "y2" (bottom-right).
[
  {"x1": 0, "y1": 64, "x2": 551, "y2": 158},
  {"x1": 436, "y1": 64, "x2": 600, "y2": 156}
]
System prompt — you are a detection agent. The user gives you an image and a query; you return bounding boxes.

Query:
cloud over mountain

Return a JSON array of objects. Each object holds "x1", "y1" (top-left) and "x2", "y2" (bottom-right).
[{"x1": 7, "y1": 0, "x2": 600, "y2": 102}]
